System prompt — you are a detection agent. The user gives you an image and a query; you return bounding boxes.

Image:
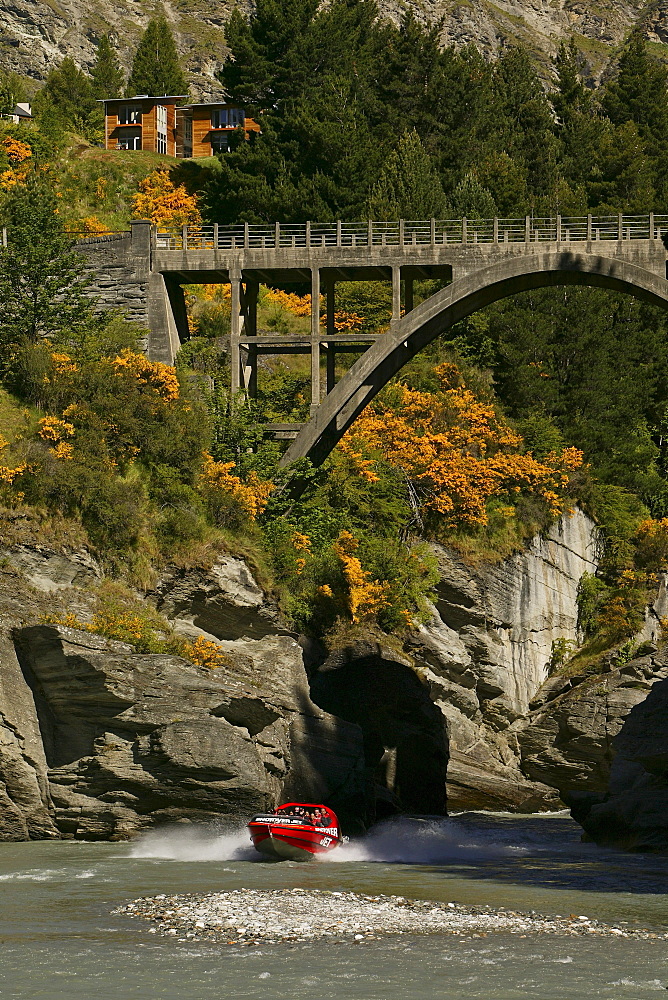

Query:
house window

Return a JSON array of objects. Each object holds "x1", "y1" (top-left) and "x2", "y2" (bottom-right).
[
  {"x1": 211, "y1": 132, "x2": 232, "y2": 154},
  {"x1": 211, "y1": 107, "x2": 244, "y2": 129},
  {"x1": 116, "y1": 130, "x2": 141, "y2": 150},
  {"x1": 184, "y1": 116, "x2": 192, "y2": 141},
  {"x1": 118, "y1": 104, "x2": 142, "y2": 125},
  {"x1": 156, "y1": 105, "x2": 167, "y2": 154}
]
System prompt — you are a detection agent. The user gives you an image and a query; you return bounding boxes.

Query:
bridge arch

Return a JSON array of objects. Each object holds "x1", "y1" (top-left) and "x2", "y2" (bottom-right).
[{"x1": 281, "y1": 251, "x2": 668, "y2": 467}]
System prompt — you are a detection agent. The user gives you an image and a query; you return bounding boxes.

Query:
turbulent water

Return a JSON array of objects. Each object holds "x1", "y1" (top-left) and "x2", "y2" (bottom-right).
[{"x1": 2, "y1": 813, "x2": 668, "y2": 999}]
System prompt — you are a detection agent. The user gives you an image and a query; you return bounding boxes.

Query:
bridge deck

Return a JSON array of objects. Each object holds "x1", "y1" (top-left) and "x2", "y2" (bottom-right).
[{"x1": 75, "y1": 216, "x2": 668, "y2": 429}]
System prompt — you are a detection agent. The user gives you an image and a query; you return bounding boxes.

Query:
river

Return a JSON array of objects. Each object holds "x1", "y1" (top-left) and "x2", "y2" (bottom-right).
[{"x1": 2, "y1": 812, "x2": 667, "y2": 999}]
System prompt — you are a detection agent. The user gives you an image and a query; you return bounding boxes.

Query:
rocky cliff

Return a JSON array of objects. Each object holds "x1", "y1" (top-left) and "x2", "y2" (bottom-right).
[
  {"x1": 588, "y1": 673, "x2": 668, "y2": 851},
  {"x1": 0, "y1": 0, "x2": 663, "y2": 98},
  {"x1": 3, "y1": 506, "x2": 668, "y2": 846},
  {"x1": 0, "y1": 548, "x2": 366, "y2": 840},
  {"x1": 307, "y1": 509, "x2": 598, "y2": 815}
]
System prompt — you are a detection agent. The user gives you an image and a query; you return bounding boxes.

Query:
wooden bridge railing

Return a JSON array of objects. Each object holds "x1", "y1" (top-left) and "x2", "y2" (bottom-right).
[{"x1": 154, "y1": 214, "x2": 668, "y2": 251}]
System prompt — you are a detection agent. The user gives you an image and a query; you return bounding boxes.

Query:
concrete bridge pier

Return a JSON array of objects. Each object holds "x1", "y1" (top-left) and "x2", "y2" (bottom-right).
[
  {"x1": 230, "y1": 272, "x2": 261, "y2": 397},
  {"x1": 310, "y1": 267, "x2": 321, "y2": 412}
]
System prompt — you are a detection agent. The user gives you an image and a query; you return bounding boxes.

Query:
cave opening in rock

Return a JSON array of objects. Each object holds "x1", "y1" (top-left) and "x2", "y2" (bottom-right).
[{"x1": 310, "y1": 648, "x2": 448, "y2": 820}]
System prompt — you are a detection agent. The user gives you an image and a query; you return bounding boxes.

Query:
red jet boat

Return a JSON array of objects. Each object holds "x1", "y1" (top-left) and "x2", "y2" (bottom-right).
[{"x1": 248, "y1": 803, "x2": 343, "y2": 861}]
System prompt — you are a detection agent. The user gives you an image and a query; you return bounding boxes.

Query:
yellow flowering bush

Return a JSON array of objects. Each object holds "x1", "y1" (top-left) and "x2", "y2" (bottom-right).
[
  {"x1": 198, "y1": 452, "x2": 273, "y2": 524},
  {"x1": 338, "y1": 362, "x2": 583, "y2": 529},
  {"x1": 331, "y1": 530, "x2": 390, "y2": 622},
  {"x1": 132, "y1": 166, "x2": 201, "y2": 228},
  {"x1": 111, "y1": 350, "x2": 180, "y2": 402},
  {"x1": 42, "y1": 593, "x2": 229, "y2": 668}
]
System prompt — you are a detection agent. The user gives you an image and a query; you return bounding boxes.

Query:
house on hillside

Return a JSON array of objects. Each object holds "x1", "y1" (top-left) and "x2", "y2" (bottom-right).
[
  {"x1": 100, "y1": 96, "x2": 260, "y2": 156},
  {"x1": 2, "y1": 102, "x2": 32, "y2": 124},
  {"x1": 176, "y1": 102, "x2": 261, "y2": 157},
  {"x1": 100, "y1": 95, "x2": 185, "y2": 154}
]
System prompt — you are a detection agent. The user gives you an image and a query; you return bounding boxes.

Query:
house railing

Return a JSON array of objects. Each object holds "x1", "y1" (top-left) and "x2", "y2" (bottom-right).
[{"x1": 154, "y1": 215, "x2": 668, "y2": 251}]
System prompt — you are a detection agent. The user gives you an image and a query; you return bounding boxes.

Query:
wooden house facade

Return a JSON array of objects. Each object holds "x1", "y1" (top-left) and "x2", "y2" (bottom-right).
[
  {"x1": 101, "y1": 96, "x2": 260, "y2": 158},
  {"x1": 176, "y1": 103, "x2": 261, "y2": 158},
  {"x1": 101, "y1": 96, "x2": 186, "y2": 155}
]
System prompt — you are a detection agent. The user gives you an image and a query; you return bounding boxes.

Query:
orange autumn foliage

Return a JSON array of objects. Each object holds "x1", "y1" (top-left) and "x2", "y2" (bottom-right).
[
  {"x1": 339, "y1": 362, "x2": 583, "y2": 528},
  {"x1": 332, "y1": 530, "x2": 390, "y2": 622},
  {"x1": 198, "y1": 452, "x2": 273, "y2": 520},
  {"x1": 132, "y1": 166, "x2": 201, "y2": 228},
  {"x1": 111, "y1": 351, "x2": 180, "y2": 401}
]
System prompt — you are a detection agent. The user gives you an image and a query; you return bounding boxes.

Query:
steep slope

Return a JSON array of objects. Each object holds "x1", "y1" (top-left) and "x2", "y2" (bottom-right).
[{"x1": 0, "y1": 0, "x2": 665, "y2": 98}]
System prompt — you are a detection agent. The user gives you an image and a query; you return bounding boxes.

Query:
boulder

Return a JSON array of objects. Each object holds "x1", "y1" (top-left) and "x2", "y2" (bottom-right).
[
  {"x1": 13, "y1": 624, "x2": 366, "y2": 839},
  {"x1": 1, "y1": 545, "x2": 100, "y2": 592},
  {"x1": 153, "y1": 554, "x2": 288, "y2": 640},
  {"x1": 518, "y1": 651, "x2": 668, "y2": 797},
  {"x1": 567, "y1": 664, "x2": 668, "y2": 850}
]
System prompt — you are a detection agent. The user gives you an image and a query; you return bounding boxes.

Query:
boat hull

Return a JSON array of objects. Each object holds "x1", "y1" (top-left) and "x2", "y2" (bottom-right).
[{"x1": 248, "y1": 816, "x2": 341, "y2": 861}]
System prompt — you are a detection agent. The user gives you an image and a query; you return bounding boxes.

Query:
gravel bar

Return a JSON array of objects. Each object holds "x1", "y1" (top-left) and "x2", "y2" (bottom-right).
[{"x1": 114, "y1": 889, "x2": 668, "y2": 946}]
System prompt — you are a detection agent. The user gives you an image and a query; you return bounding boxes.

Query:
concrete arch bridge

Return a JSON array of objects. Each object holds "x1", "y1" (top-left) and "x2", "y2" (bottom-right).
[{"x1": 77, "y1": 214, "x2": 668, "y2": 466}]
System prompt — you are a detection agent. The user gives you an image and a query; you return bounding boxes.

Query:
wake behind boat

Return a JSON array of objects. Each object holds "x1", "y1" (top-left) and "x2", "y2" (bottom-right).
[{"x1": 248, "y1": 803, "x2": 343, "y2": 861}]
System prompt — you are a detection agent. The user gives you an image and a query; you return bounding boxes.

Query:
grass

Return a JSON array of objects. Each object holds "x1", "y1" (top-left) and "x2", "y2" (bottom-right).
[
  {"x1": 0, "y1": 388, "x2": 34, "y2": 452},
  {"x1": 55, "y1": 140, "x2": 174, "y2": 231},
  {"x1": 0, "y1": 505, "x2": 89, "y2": 551},
  {"x1": 436, "y1": 506, "x2": 548, "y2": 567}
]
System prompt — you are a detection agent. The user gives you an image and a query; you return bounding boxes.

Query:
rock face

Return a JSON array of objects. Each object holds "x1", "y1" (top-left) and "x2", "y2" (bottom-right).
[
  {"x1": 11, "y1": 623, "x2": 365, "y2": 839},
  {"x1": 153, "y1": 553, "x2": 288, "y2": 641},
  {"x1": 0, "y1": 0, "x2": 654, "y2": 92},
  {"x1": 3, "y1": 506, "x2": 661, "y2": 843},
  {"x1": 401, "y1": 509, "x2": 598, "y2": 812},
  {"x1": 519, "y1": 650, "x2": 668, "y2": 798},
  {"x1": 558, "y1": 660, "x2": 668, "y2": 851},
  {"x1": 0, "y1": 544, "x2": 100, "y2": 593}
]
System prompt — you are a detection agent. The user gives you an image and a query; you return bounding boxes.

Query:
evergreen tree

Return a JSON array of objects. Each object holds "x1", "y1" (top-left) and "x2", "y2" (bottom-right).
[
  {"x1": 126, "y1": 17, "x2": 188, "y2": 97},
  {"x1": 367, "y1": 131, "x2": 448, "y2": 220},
  {"x1": 602, "y1": 30, "x2": 668, "y2": 206},
  {"x1": 0, "y1": 69, "x2": 24, "y2": 117},
  {"x1": 492, "y1": 47, "x2": 559, "y2": 201},
  {"x1": 0, "y1": 172, "x2": 95, "y2": 349},
  {"x1": 552, "y1": 39, "x2": 590, "y2": 126},
  {"x1": 602, "y1": 30, "x2": 668, "y2": 142},
  {"x1": 33, "y1": 57, "x2": 97, "y2": 136},
  {"x1": 221, "y1": 0, "x2": 320, "y2": 110},
  {"x1": 91, "y1": 34, "x2": 124, "y2": 99},
  {"x1": 449, "y1": 173, "x2": 496, "y2": 219}
]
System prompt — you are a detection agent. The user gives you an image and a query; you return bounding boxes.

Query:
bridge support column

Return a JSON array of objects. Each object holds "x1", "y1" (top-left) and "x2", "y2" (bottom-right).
[
  {"x1": 230, "y1": 268, "x2": 243, "y2": 396},
  {"x1": 325, "y1": 278, "x2": 336, "y2": 393},
  {"x1": 391, "y1": 266, "x2": 401, "y2": 322},
  {"x1": 242, "y1": 278, "x2": 259, "y2": 397},
  {"x1": 404, "y1": 277, "x2": 414, "y2": 314},
  {"x1": 310, "y1": 267, "x2": 321, "y2": 411}
]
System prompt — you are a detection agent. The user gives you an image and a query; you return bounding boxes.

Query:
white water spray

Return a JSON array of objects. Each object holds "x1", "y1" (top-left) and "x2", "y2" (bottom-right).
[
  {"x1": 127, "y1": 813, "x2": 571, "y2": 865},
  {"x1": 128, "y1": 825, "x2": 258, "y2": 862}
]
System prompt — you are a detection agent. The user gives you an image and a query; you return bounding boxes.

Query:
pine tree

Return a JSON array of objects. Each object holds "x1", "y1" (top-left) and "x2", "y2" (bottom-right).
[
  {"x1": 34, "y1": 57, "x2": 96, "y2": 127},
  {"x1": 221, "y1": 0, "x2": 320, "y2": 110},
  {"x1": 126, "y1": 17, "x2": 188, "y2": 98},
  {"x1": 601, "y1": 30, "x2": 668, "y2": 206},
  {"x1": 449, "y1": 173, "x2": 496, "y2": 219},
  {"x1": 492, "y1": 47, "x2": 559, "y2": 199},
  {"x1": 0, "y1": 172, "x2": 95, "y2": 348},
  {"x1": 552, "y1": 39, "x2": 590, "y2": 126},
  {"x1": 0, "y1": 69, "x2": 24, "y2": 117},
  {"x1": 367, "y1": 131, "x2": 448, "y2": 220},
  {"x1": 602, "y1": 30, "x2": 668, "y2": 142},
  {"x1": 91, "y1": 34, "x2": 124, "y2": 99}
]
